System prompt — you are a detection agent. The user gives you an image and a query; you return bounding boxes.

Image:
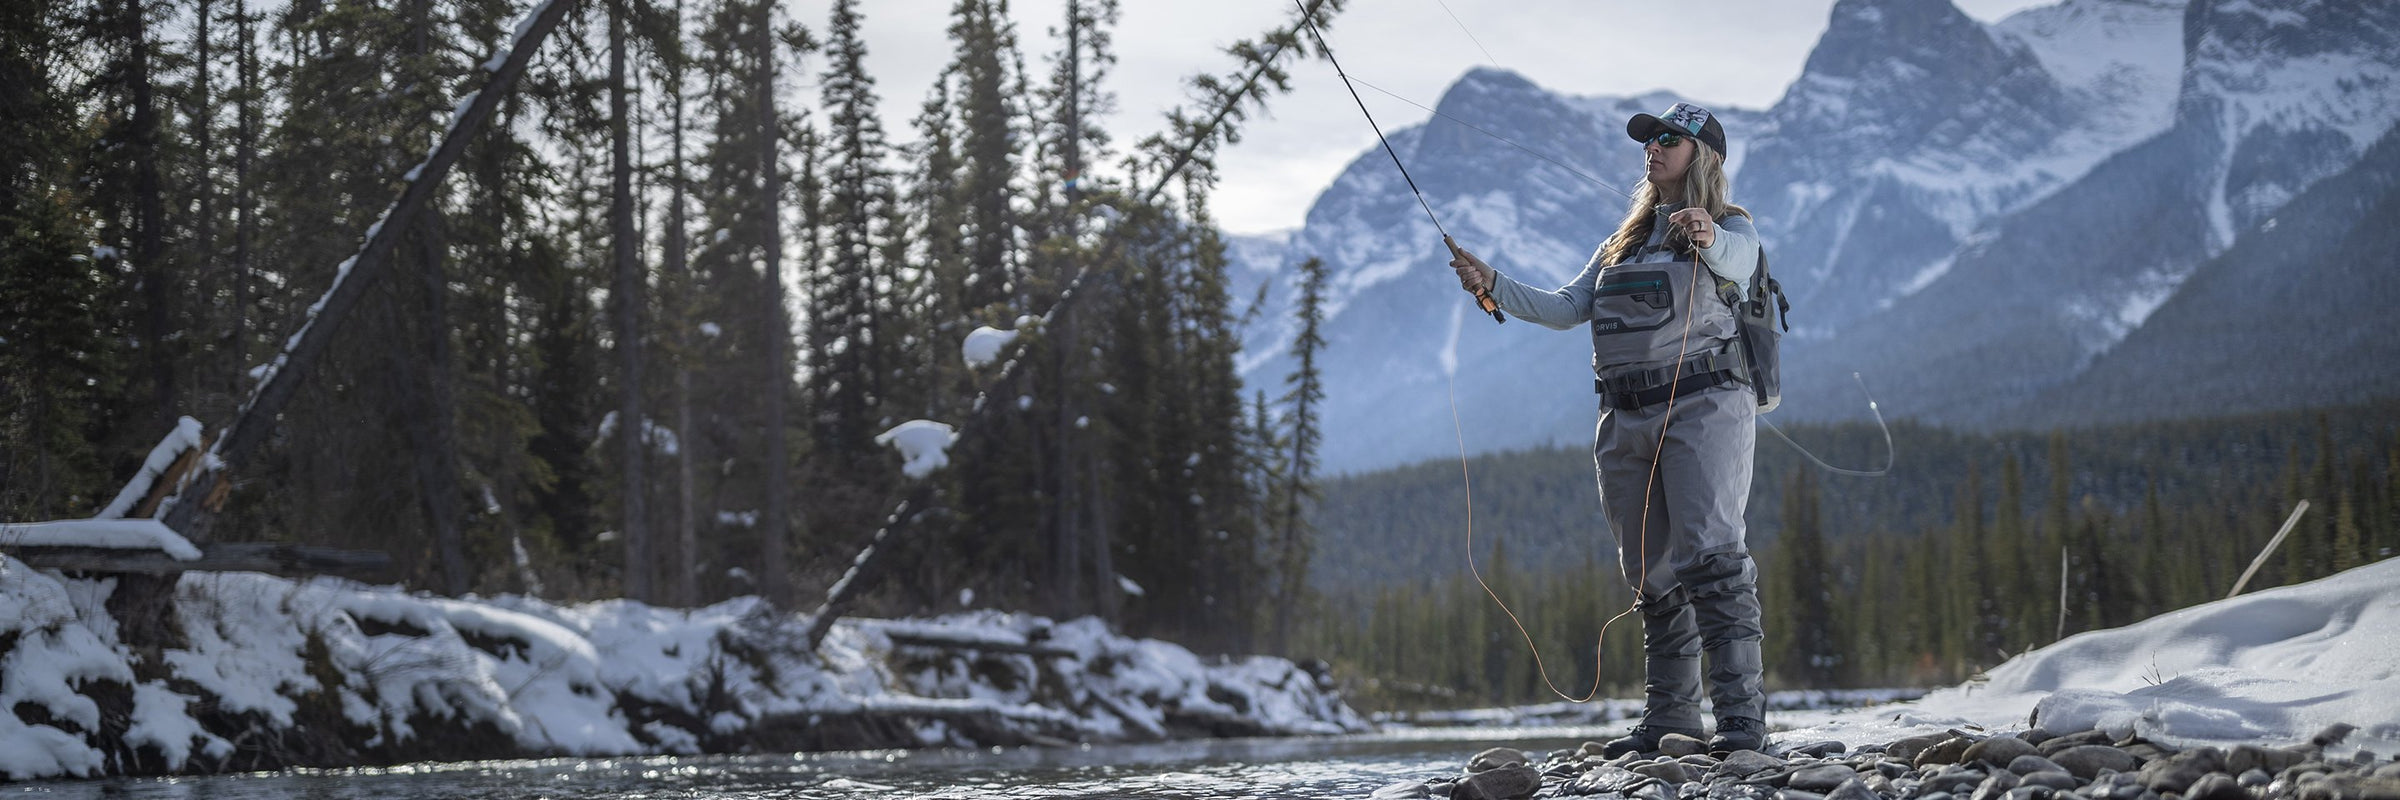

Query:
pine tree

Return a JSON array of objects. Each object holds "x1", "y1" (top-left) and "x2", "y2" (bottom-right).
[
  {"x1": 1271, "y1": 256, "x2": 1329, "y2": 654},
  {"x1": 1, "y1": 0, "x2": 121, "y2": 520},
  {"x1": 809, "y1": 0, "x2": 888, "y2": 475},
  {"x1": 607, "y1": 0, "x2": 654, "y2": 601}
]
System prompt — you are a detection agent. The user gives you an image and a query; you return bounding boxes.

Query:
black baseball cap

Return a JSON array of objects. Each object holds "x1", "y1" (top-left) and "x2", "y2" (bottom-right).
[{"x1": 1626, "y1": 102, "x2": 1726, "y2": 156}]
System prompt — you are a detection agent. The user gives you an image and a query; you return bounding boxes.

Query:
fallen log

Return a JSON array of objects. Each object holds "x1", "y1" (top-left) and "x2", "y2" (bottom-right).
[
  {"x1": 880, "y1": 629, "x2": 1077, "y2": 659},
  {"x1": 10, "y1": 542, "x2": 394, "y2": 580}
]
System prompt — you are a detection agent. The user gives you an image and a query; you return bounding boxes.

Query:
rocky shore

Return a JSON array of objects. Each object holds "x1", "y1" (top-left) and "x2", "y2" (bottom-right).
[{"x1": 1380, "y1": 724, "x2": 2399, "y2": 800}]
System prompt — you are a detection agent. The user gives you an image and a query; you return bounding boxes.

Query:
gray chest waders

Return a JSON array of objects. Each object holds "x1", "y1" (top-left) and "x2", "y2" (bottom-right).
[{"x1": 1586, "y1": 256, "x2": 1768, "y2": 733}]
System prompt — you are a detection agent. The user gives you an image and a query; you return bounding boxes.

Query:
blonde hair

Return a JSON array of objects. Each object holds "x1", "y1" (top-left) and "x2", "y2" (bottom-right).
[{"x1": 1599, "y1": 143, "x2": 1750, "y2": 267}]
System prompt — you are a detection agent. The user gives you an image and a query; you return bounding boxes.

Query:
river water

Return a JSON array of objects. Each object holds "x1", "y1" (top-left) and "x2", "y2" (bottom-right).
[{"x1": 7, "y1": 727, "x2": 1615, "y2": 799}]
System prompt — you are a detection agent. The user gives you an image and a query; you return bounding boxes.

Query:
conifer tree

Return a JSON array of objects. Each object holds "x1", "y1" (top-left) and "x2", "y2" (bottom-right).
[
  {"x1": 809, "y1": 0, "x2": 889, "y2": 476},
  {"x1": 608, "y1": 0, "x2": 654, "y2": 601},
  {"x1": 1271, "y1": 256, "x2": 1329, "y2": 654}
]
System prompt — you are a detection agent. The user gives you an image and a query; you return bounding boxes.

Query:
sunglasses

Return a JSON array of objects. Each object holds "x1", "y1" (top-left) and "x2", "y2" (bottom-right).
[{"x1": 1645, "y1": 131, "x2": 1688, "y2": 149}]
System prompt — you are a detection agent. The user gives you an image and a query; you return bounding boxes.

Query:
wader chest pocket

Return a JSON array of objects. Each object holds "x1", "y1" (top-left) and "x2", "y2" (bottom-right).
[{"x1": 1594, "y1": 270, "x2": 1675, "y2": 334}]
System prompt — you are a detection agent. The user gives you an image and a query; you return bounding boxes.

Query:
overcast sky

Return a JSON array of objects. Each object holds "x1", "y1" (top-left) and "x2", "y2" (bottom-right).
[{"x1": 786, "y1": 0, "x2": 2056, "y2": 235}]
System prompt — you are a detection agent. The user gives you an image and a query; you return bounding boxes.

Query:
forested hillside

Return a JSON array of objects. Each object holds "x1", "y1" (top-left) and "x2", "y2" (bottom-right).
[
  {"x1": 1299, "y1": 400, "x2": 2400, "y2": 708},
  {"x1": 0, "y1": 0, "x2": 1354, "y2": 654}
]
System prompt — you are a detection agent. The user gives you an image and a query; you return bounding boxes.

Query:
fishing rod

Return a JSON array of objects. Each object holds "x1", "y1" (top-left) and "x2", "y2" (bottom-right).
[
  {"x1": 1336, "y1": 65, "x2": 1898, "y2": 478},
  {"x1": 1289, "y1": 0, "x2": 1503, "y2": 324}
]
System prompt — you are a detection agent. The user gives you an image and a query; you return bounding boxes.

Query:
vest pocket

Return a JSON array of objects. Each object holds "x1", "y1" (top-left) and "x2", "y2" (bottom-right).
[{"x1": 1593, "y1": 269, "x2": 1676, "y2": 335}]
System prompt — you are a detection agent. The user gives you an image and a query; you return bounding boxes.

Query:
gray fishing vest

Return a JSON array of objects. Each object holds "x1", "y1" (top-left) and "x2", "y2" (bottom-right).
[{"x1": 1589, "y1": 245, "x2": 1740, "y2": 382}]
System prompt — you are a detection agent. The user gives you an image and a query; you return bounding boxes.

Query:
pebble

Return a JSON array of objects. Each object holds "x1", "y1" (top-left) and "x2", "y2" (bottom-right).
[
  {"x1": 1660, "y1": 735, "x2": 1709, "y2": 758},
  {"x1": 1469, "y1": 747, "x2": 1528, "y2": 773},
  {"x1": 1455, "y1": 764, "x2": 1542, "y2": 800},
  {"x1": 1827, "y1": 778, "x2": 1880, "y2": 800},
  {"x1": 1636, "y1": 761, "x2": 1695, "y2": 784},
  {"x1": 2011, "y1": 755, "x2": 2071, "y2": 776},
  {"x1": 1791, "y1": 765, "x2": 1860, "y2": 792},
  {"x1": 1968, "y1": 738, "x2": 2041, "y2": 767},
  {"x1": 1416, "y1": 724, "x2": 2392, "y2": 800},
  {"x1": 2052, "y1": 745, "x2": 2138, "y2": 779}
]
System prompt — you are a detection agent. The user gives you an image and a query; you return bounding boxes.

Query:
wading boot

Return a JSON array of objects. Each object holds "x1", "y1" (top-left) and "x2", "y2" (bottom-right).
[
  {"x1": 1708, "y1": 715, "x2": 1767, "y2": 754},
  {"x1": 1602, "y1": 723, "x2": 1706, "y2": 758}
]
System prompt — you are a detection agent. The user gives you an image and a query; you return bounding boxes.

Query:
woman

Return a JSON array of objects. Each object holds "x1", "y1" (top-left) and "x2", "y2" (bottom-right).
[{"x1": 1449, "y1": 102, "x2": 1768, "y2": 756}]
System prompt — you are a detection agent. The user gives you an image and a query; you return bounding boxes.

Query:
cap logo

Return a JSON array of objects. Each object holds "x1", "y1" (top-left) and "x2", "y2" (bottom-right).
[{"x1": 1662, "y1": 103, "x2": 1711, "y2": 135}]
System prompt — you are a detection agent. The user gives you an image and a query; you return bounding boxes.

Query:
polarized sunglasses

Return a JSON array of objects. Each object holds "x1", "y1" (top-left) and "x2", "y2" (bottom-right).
[{"x1": 1645, "y1": 131, "x2": 1688, "y2": 148}]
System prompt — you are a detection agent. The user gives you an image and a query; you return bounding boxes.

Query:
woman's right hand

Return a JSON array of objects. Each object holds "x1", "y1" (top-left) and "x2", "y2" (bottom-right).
[{"x1": 1449, "y1": 244, "x2": 1494, "y2": 295}]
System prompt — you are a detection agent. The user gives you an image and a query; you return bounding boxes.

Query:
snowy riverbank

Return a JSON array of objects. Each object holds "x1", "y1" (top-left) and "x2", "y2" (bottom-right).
[{"x1": 0, "y1": 556, "x2": 1368, "y2": 782}]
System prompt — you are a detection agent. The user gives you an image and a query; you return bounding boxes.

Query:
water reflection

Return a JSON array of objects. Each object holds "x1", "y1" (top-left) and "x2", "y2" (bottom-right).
[{"x1": 7, "y1": 727, "x2": 1616, "y2": 799}]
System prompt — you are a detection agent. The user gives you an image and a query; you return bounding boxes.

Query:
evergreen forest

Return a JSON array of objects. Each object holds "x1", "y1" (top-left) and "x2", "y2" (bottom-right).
[
  {"x1": 1299, "y1": 401, "x2": 2400, "y2": 709},
  {"x1": 0, "y1": 0, "x2": 1353, "y2": 655}
]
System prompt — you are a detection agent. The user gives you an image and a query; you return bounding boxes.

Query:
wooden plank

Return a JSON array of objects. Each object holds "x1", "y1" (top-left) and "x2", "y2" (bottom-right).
[{"x1": 10, "y1": 542, "x2": 394, "y2": 580}]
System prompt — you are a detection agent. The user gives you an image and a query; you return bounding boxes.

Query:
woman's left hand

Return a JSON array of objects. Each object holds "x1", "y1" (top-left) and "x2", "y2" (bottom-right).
[{"x1": 1668, "y1": 207, "x2": 1715, "y2": 249}]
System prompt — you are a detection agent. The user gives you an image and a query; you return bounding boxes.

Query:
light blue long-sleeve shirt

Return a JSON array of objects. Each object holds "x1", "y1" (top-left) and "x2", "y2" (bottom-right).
[{"x1": 1486, "y1": 204, "x2": 1759, "y2": 332}]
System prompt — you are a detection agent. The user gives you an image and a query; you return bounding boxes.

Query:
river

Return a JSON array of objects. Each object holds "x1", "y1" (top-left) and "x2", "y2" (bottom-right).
[{"x1": 6, "y1": 727, "x2": 1614, "y2": 799}]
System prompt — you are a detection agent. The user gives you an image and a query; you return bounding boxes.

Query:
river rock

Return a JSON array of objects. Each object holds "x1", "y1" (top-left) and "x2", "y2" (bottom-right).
[
  {"x1": 2239, "y1": 768, "x2": 2274, "y2": 788},
  {"x1": 2139, "y1": 759, "x2": 2207, "y2": 794},
  {"x1": 1967, "y1": 737, "x2": 2041, "y2": 767},
  {"x1": 1973, "y1": 769, "x2": 2022, "y2": 800},
  {"x1": 1468, "y1": 747, "x2": 1529, "y2": 773},
  {"x1": 2184, "y1": 772, "x2": 2247, "y2": 800},
  {"x1": 1583, "y1": 741, "x2": 1613, "y2": 758},
  {"x1": 1712, "y1": 749, "x2": 1781, "y2": 779},
  {"x1": 2228, "y1": 744, "x2": 2304, "y2": 775},
  {"x1": 2010, "y1": 755, "x2": 2070, "y2": 776},
  {"x1": 2040, "y1": 730, "x2": 2117, "y2": 756},
  {"x1": 1682, "y1": 754, "x2": 1724, "y2": 768},
  {"x1": 2022, "y1": 771, "x2": 2082, "y2": 791},
  {"x1": 1826, "y1": 777, "x2": 1880, "y2": 800},
  {"x1": 2051, "y1": 745, "x2": 2138, "y2": 778},
  {"x1": 1791, "y1": 765, "x2": 1861, "y2": 792},
  {"x1": 1925, "y1": 766, "x2": 1989, "y2": 795},
  {"x1": 2005, "y1": 785, "x2": 2055, "y2": 800},
  {"x1": 1891, "y1": 734, "x2": 1953, "y2": 762},
  {"x1": 1920, "y1": 737, "x2": 1978, "y2": 768},
  {"x1": 1777, "y1": 791, "x2": 1828, "y2": 800},
  {"x1": 2312, "y1": 723, "x2": 2359, "y2": 748},
  {"x1": 1455, "y1": 764, "x2": 1542, "y2": 800},
  {"x1": 1788, "y1": 741, "x2": 1848, "y2": 759},
  {"x1": 1635, "y1": 760, "x2": 1694, "y2": 784},
  {"x1": 2377, "y1": 762, "x2": 2400, "y2": 780},
  {"x1": 1374, "y1": 779, "x2": 1434, "y2": 799},
  {"x1": 1661, "y1": 734, "x2": 1710, "y2": 758}
]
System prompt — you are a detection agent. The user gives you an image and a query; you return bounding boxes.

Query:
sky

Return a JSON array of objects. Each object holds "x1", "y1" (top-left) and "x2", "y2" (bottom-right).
[{"x1": 789, "y1": 0, "x2": 2059, "y2": 235}]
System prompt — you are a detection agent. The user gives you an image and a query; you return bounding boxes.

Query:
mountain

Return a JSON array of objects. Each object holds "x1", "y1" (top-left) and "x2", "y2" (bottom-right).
[
  {"x1": 1233, "y1": 0, "x2": 2400, "y2": 475},
  {"x1": 1784, "y1": 0, "x2": 2400, "y2": 426}
]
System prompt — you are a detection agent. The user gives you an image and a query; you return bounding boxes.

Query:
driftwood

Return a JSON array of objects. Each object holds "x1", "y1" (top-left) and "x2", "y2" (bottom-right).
[
  {"x1": 11, "y1": 542, "x2": 394, "y2": 580},
  {"x1": 881, "y1": 629, "x2": 1077, "y2": 659}
]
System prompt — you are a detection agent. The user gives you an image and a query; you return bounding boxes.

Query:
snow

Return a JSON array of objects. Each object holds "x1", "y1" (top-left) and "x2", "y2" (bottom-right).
[
  {"x1": 698, "y1": 321, "x2": 722, "y2": 338},
  {"x1": 94, "y1": 416, "x2": 205, "y2": 519},
  {"x1": 876, "y1": 419, "x2": 958, "y2": 479},
  {"x1": 0, "y1": 564, "x2": 1366, "y2": 780},
  {"x1": 5, "y1": 551, "x2": 2397, "y2": 781},
  {"x1": 1438, "y1": 302, "x2": 1464, "y2": 377},
  {"x1": 0, "y1": 519, "x2": 203, "y2": 560},
  {"x1": 1775, "y1": 558, "x2": 2400, "y2": 759},
  {"x1": 596, "y1": 411, "x2": 682, "y2": 456},
  {"x1": 1117, "y1": 575, "x2": 1145, "y2": 597},
  {"x1": 962, "y1": 325, "x2": 1020, "y2": 368}
]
